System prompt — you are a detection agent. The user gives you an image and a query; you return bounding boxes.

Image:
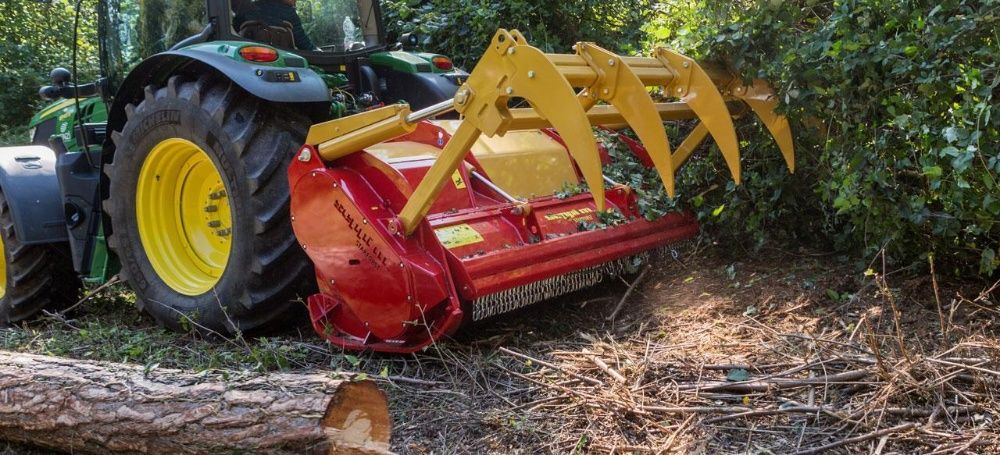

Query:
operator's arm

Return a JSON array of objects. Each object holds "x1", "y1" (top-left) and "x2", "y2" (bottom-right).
[{"x1": 286, "y1": 11, "x2": 316, "y2": 51}]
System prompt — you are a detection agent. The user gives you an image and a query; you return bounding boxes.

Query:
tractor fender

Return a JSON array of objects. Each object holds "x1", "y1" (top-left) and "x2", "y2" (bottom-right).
[
  {"x1": 106, "y1": 50, "x2": 329, "y2": 140},
  {"x1": 0, "y1": 146, "x2": 68, "y2": 245}
]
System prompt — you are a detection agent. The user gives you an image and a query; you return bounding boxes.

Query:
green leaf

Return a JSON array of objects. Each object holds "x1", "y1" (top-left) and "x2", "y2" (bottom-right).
[
  {"x1": 712, "y1": 204, "x2": 726, "y2": 217},
  {"x1": 922, "y1": 165, "x2": 943, "y2": 178},
  {"x1": 727, "y1": 368, "x2": 750, "y2": 382},
  {"x1": 980, "y1": 248, "x2": 997, "y2": 275}
]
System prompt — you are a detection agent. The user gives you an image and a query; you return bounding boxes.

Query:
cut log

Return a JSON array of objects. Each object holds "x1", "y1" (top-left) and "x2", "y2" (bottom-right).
[{"x1": 0, "y1": 351, "x2": 391, "y2": 454}]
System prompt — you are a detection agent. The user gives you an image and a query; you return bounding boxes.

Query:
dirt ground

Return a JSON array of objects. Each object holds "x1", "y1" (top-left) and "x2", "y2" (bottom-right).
[{"x1": 1, "y1": 242, "x2": 998, "y2": 454}]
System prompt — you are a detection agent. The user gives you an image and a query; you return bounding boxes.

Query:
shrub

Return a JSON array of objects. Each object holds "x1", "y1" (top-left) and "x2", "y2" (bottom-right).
[{"x1": 665, "y1": 0, "x2": 998, "y2": 276}]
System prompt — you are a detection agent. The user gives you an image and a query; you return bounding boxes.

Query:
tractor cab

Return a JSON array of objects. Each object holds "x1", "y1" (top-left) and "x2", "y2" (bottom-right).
[{"x1": 228, "y1": 0, "x2": 380, "y2": 53}]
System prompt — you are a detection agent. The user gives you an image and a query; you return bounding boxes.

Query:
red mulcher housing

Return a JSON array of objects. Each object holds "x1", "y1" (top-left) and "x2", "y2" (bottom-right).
[{"x1": 288, "y1": 30, "x2": 794, "y2": 353}]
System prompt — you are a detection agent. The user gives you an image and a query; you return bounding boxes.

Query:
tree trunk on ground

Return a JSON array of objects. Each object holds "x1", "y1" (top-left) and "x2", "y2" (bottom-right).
[{"x1": 0, "y1": 351, "x2": 391, "y2": 454}]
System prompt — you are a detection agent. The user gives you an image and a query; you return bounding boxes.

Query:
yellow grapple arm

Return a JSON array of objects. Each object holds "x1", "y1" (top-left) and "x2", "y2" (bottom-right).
[{"x1": 305, "y1": 29, "x2": 795, "y2": 236}]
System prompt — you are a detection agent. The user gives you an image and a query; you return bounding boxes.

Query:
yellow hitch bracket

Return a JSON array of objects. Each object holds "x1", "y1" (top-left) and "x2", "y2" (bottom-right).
[
  {"x1": 576, "y1": 42, "x2": 676, "y2": 197},
  {"x1": 654, "y1": 49, "x2": 742, "y2": 184},
  {"x1": 727, "y1": 79, "x2": 795, "y2": 173},
  {"x1": 307, "y1": 104, "x2": 417, "y2": 162}
]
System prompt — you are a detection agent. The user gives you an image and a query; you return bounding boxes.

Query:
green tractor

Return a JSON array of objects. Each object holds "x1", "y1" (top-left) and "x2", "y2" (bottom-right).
[{"x1": 1, "y1": 0, "x2": 465, "y2": 332}]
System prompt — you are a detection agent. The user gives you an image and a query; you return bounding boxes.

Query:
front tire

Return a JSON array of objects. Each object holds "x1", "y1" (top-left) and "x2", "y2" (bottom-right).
[
  {"x1": 106, "y1": 75, "x2": 314, "y2": 334},
  {"x1": 0, "y1": 190, "x2": 79, "y2": 324}
]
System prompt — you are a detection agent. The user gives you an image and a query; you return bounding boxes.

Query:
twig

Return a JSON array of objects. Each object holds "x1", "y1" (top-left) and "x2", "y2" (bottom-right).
[
  {"x1": 582, "y1": 349, "x2": 626, "y2": 383},
  {"x1": 499, "y1": 347, "x2": 604, "y2": 386},
  {"x1": 606, "y1": 266, "x2": 651, "y2": 321},
  {"x1": 789, "y1": 423, "x2": 919, "y2": 455},
  {"x1": 923, "y1": 357, "x2": 1000, "y2": 377},
  {"x1": 54, "y1": 274, "x2": 121, "y2": 317},
  {"x1": 677, "y1": 369, "x2": 871, "y2": 393},
  {"x1": 929, "y1": 255, "x2": 948, "y2": 339},
  {"x1": 639, "y1": 405, "x2": 751, "y2": 414}
]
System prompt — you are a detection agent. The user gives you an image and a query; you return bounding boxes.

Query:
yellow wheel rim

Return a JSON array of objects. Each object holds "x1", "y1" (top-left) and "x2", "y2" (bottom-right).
[
  {"x1": 136, "y1": 138, "x2": 232, "y2": 296},
  {"x1": 0, "y1": 234, "x2": 6, "y2": 300}
]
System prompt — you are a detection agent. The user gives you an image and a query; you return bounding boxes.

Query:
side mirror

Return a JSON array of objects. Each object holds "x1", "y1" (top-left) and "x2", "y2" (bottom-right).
[
  {"x1": 398, "y1": 32, "x2": 419, "y2": 50},
  {"x1": 39, "y1": 85, "x2": 62, "y2": 101},
  {"x1": 50, "y1": 67, "x2": 72, "y2": 86}
]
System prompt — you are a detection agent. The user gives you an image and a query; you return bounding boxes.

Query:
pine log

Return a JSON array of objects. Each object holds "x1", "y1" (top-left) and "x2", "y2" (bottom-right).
[{"x1": 0, "y1": 351, "x2": 391, "y2": 454}]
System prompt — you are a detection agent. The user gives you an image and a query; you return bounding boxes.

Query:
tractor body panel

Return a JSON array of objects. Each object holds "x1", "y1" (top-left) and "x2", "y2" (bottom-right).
[{"x1": 0, "y1": 146, "x2": 68, "y2": 245}]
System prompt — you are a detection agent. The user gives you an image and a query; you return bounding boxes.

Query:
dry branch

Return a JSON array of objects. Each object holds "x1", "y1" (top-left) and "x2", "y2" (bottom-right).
[{"x1": 0, "y1": 351, "x2": 391, "y2": 454}]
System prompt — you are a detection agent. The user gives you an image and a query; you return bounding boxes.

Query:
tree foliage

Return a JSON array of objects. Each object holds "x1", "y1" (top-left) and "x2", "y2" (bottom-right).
[
  {"x1": 0, "y1": 0, "x2": 99, "y2": 142},
  {"x1": 381, "y1": 0, "x2": 654, "y2": 69}
]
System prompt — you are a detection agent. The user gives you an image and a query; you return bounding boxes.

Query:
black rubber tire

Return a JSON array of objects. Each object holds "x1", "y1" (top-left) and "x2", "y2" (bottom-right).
[
  {"x1": 105, "y1": 74, "x2": 314, "y2": 334},
  {"x1": 0, "y1": 190, "x2": 80, "y2": 324}
]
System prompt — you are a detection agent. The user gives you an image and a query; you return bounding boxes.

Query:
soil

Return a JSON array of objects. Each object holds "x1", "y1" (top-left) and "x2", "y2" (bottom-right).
[{"x1": 0, "y1": 244, "x2": 997, "y2": 454}]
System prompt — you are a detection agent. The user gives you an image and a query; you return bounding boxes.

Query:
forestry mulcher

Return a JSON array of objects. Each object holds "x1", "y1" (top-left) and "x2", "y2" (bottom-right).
[{"x1": 2, "y1": 1, "x2": 793, "y2": 353}]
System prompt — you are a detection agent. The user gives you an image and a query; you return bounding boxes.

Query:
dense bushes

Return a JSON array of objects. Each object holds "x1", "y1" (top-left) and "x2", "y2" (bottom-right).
[
  {"x1": 384, "y1": 0, "x2": 998, "y2": 276},
  {"x1": 684, "y1": 0, "x2": 998, "y2": 276}
]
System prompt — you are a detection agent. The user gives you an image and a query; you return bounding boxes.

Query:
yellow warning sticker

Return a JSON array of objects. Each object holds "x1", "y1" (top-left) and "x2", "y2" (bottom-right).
[
  {"x1": 451, "y1": 170, "x2": 467, "y2": 189},
  {"x1": 543, "y1": 207, "x2": 595, "y2": 222},
  {"x1": 435, "y1": 224, "x2": 484, "y2": 249}
]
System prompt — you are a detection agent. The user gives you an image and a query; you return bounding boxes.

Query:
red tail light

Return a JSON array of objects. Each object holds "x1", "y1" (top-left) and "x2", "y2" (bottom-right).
[
  {"x1": 239, "y1": 46, "x2": 279, "y2": 63},
  {"x1": 431, "y1": 56, "x2": 453, "y2": 71}
]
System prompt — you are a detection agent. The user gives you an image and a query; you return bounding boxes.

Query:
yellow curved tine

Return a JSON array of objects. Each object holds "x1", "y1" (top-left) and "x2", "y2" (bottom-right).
[
  {"x1": 498, "y1": 31, "x2": 607, "y2": 209},
  {"x1": 654, "y1": 49, "x2": 742, "y2": 184},
  {"x1": 732, "y1": 80, "x2": 795, "y2": 173},
  {"x1": 576, "y1": 42, "x2": 676, "y2": 198}
]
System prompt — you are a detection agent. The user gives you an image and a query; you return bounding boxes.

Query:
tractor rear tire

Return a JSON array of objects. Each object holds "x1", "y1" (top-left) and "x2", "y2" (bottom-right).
[
  {"x1": 0, "y1": 190, "x2": 79, "y2": 324},
  {"x1": 105, "y1": 75, "x2": 314, "y2": 334}
]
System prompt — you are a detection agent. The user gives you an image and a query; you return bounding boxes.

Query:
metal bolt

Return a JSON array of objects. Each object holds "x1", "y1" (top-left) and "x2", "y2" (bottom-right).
[
  {"x1": 505, "y1": 87, "x2": 514, "y2": 95},
  {"x1": 399, "y1": 262, "x2": 405, "y2": 269},
  {"x1": 602, "y1": 88, "x2": 609, "y2": 95},
  {"x1": 297, "y1": 148, "x2": 312, "y2": 162},
  {"x1": 333, "y1": 182, "x2": 339, "y2": 188},
  {"x1": 677, "y1": 87, "x2": 684, "y2": 94},
  {"x1": 362, "y1": 219, "x2": 368, "y2": 224},
  {"x1": 209, "y1": 190, "x2": 227, "y2": 200},
  {"x1": 527, "y1": 70, "x2": 536, "y2": 79},
  {"x1": 216, "y1": 228, "x2": 231, "y2": 237},
  {"x1": 682, "y1": 61, "x2": 690, "y2": 68},
  {"x1": 291, "y1": 216, "x2": 295, "y2": 222},
  {"x1": 204, "y1": 205, "x2": 218, "y2": 213},
  {"x1": 608, "y1": 59, "x2": 615, "y2": 66},
  {"x1": 507, "y1": 47, "x2": 515, "y2": 55},
  {"x1": 207, "y1": 220, "x2": 222, "y2": 228},
  {"x1": 330, "y1": 279, "x2": 336, "y2": 285}
]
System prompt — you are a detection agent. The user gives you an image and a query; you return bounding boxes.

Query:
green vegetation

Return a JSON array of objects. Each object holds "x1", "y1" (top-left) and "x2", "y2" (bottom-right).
[
  {"x1": 387, "y1": 0, "x2": 999, "y2": 277},
  {"x1": 0, "y1": 0, "x2": 995, "y2": 276},
  {"x1": 677, "y1": 0, "x2": 999, "y2": 277}
]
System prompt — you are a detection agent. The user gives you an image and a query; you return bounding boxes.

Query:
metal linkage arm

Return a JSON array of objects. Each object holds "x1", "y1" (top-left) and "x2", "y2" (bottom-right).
[{"x1": 303, "y1": 28, "x2": 795, "y2": 237}]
